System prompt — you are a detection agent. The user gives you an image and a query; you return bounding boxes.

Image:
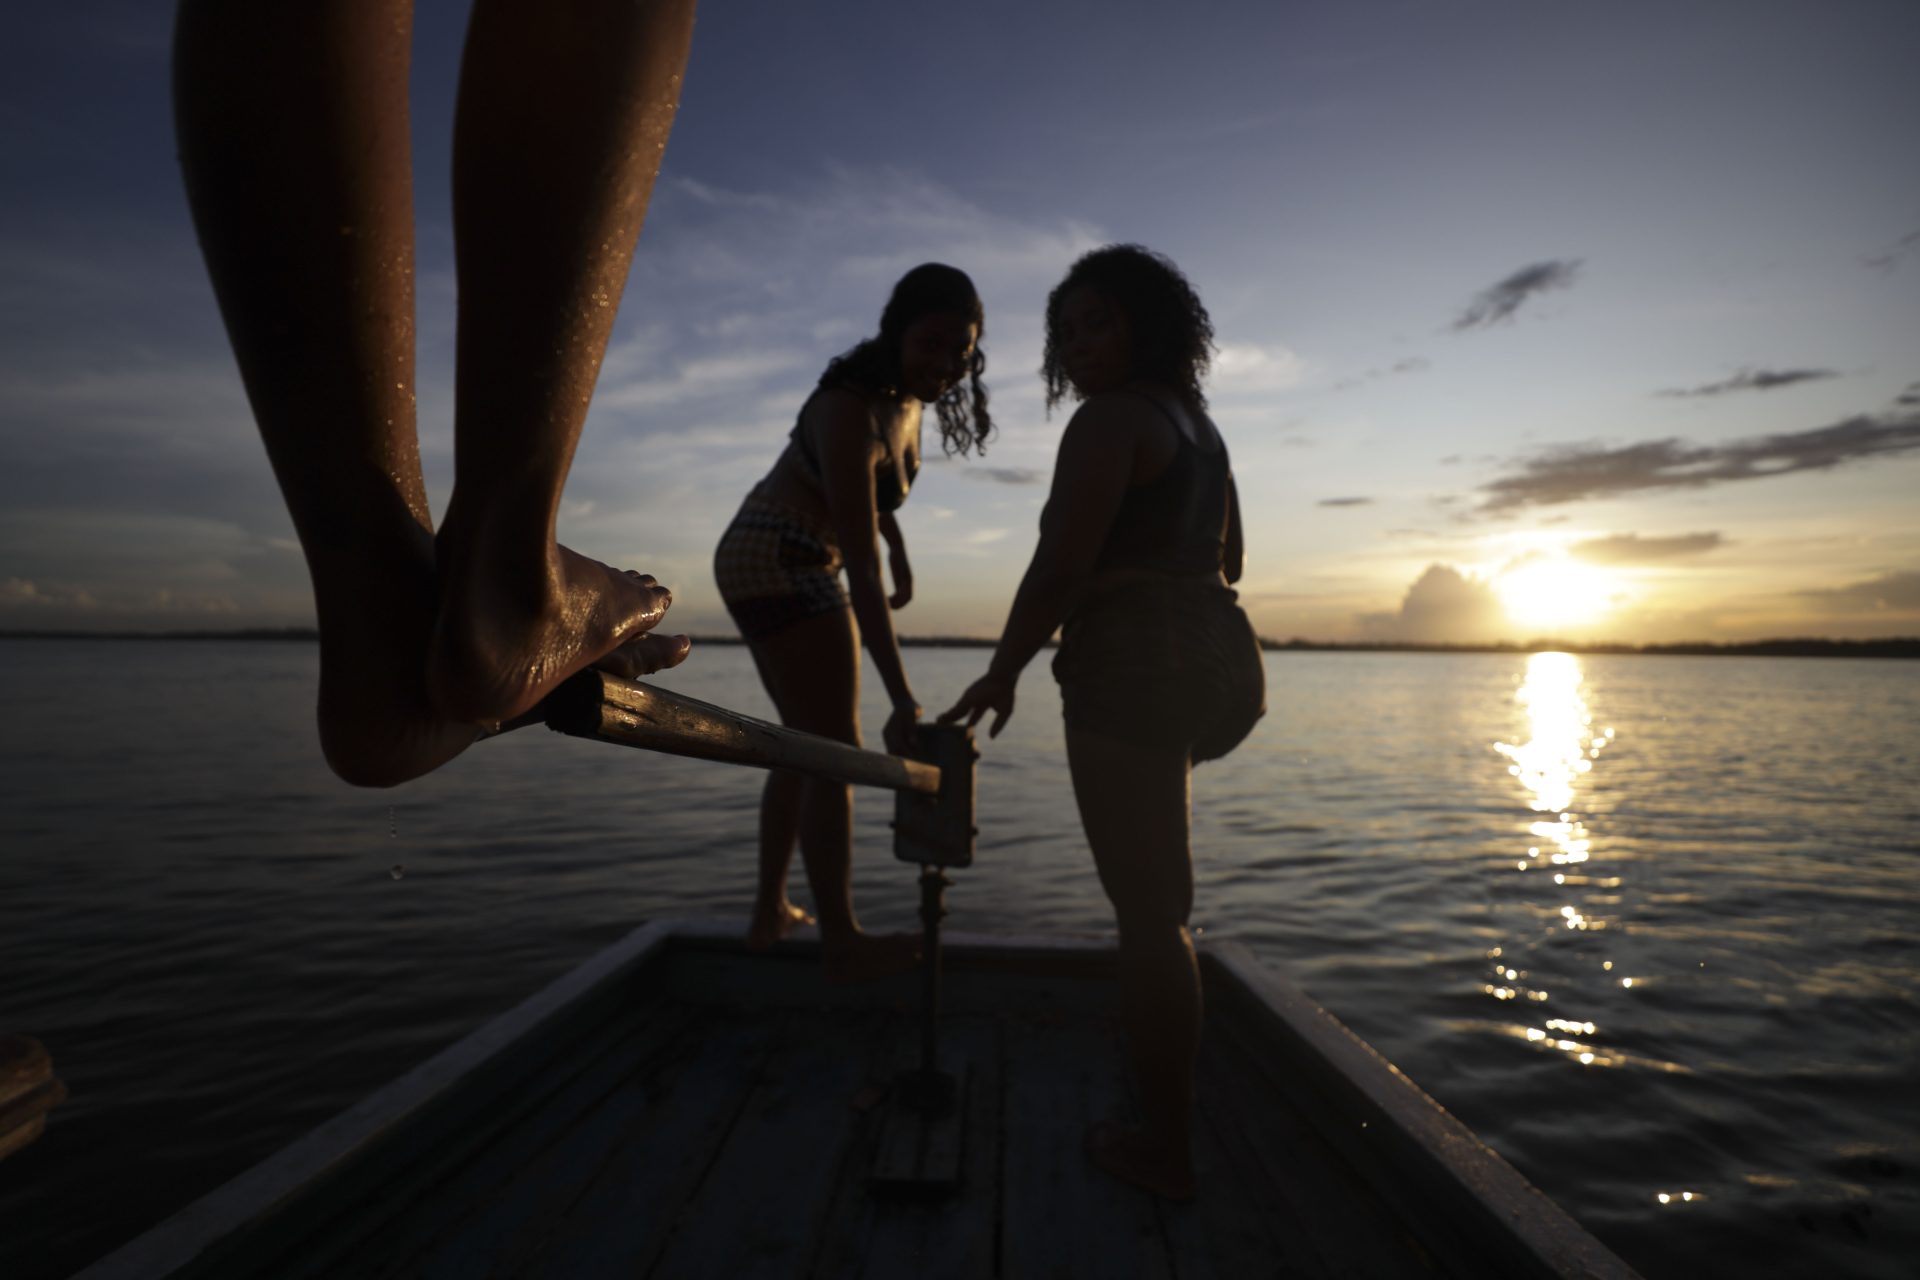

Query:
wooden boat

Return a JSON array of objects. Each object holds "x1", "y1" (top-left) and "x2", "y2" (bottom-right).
[
  {"x1": 77, "y1": 919, "x2": 1637, "y2": 1278},
  {"x1": 75, "y1": 674, "x2": 1638, "y2": 1277}
]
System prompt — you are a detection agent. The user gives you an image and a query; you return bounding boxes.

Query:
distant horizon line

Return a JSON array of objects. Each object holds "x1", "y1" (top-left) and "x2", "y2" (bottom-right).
[{"x1": 3, "y1": 628, "x2": 1915, "y2": 659}]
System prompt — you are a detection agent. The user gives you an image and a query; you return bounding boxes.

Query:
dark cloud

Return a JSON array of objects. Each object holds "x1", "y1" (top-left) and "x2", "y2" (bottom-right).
[
  {"x1": 1478, "y1": 411, "x2": 1920, "y2": 513},
  {"x1": 1799, "y1": 570, "x2": 1920, "y2": 612},
  {"x1": 1895, "y1": 382, "x2": 1920, "y2": 408},
  {"x1": 961, "y1": 467, "x2": 1045, "y2": 486},
  {"x1": 1451, "y1": 260, "x2": 1582, "y2": 331},
  {"x1": 1316, "y1": 496, "x2": 1373, "y2": 508},
  {"x1": 1358, "y1": 564, "x2": 1509, "y2": 644},
  {"x1": 1657, "y1": 368, "x2": 1838, "y2": 398},
  {"x1": 1569, "y1": 532, "x2": 1723, "y2": 563},
  {"x1": 1864, "y1": 230, "x2": 1920, "y2": 274}
]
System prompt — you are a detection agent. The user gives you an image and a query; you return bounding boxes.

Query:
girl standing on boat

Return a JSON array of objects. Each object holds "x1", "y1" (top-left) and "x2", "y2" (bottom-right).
[
  {"x1": 942, "y1": 245, "x2": 1265, "y2": 1199},
  {"x1": 716, "y1": 264, "x2": 992, "y2": 980}
]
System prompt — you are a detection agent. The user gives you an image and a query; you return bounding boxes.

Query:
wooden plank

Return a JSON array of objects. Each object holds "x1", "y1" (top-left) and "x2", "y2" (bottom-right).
[
  {"x1": 1203, "y1": 945, "x2": 1638, "y2": 1279},
  {"x1": 647, "y1": 1010, "x2": 891, "y2": 1280},
  {"x1": 811, "y1": 1016, "x2": 1003, "y2": 1280},
  {"x1": 546, "y1": 671, "x2": 940, "y2": 794},
  {"x1": 515, "y1": 1014, "x2": 789, "y2": 1279},
  {"x1": 1196, "y1": 1023, "x2": 1436, "y2": 1278},
  {"x1": 291, "y1": 1001, "x2": 703, "y2": 1278},
  {"x1": 999, "y1": 1015, "x2": 1174, "y2": 1280},
  {"x1": 75, "y1": 920, "x2": 680, "y2": 1280}
]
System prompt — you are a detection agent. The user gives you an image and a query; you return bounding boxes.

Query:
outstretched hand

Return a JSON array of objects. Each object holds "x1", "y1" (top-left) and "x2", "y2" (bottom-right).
[{"x1": 940, "y1": 671, "x2": 1016, "y2": 738}]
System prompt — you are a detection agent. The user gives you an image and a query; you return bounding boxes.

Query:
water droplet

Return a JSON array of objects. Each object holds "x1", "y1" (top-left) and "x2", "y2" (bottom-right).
[{"x1": 389, "y1": 864, "x2": 405, "y2": 881}]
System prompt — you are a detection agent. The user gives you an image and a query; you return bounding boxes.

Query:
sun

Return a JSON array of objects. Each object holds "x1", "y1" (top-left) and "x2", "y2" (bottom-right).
[{"x1": 1495, "y1": 556, "x2": 1615, "y2": 633}]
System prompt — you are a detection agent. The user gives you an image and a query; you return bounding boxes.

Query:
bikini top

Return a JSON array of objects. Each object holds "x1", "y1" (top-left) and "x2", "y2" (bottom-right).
[
  {"x1": 789, "y1": 388, "x2": 918, "y2": 514},
  {"x1": 1093, "y1": 391, "x2": 1231, "y2": 576}
]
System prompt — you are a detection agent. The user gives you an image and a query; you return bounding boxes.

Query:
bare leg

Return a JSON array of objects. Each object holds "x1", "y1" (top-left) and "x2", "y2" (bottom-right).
[
  {"x1": 1066, "y1": 725, "x2": 1199, "y2": 1200},
  {"x1": 174, "y1": 1, "x2": 476, "y2": 786},
  {"x1": 173, "y1": 1, "x2": 695, "y2": 784},
  {"x1": 429, "y1": 0, "x2": 697, "y2": 725},
  {"x1": 746, "y1": 768, "x2": 816, "y2": 948},
  {"x1": 745, "y1": 608, "x2": 917, "y2": 980}
]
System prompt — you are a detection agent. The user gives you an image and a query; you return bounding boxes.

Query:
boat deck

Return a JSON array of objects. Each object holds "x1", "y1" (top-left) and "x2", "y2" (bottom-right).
[
  {"x1": 231, "y1": 943, "x2": 1445, "y2": 1279},
  {"x1": 85, "y1": 928, "x2": 1633, "y2": 1280}
]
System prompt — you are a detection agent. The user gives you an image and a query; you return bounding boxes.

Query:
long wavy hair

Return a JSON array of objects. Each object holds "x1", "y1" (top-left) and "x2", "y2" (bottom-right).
[
  {"x1": 819, "y1": 263, "x2": 993, "y2": 457},
  {"x1": 1041, "y1": 244, "x2": 1216, "y2": 413}
]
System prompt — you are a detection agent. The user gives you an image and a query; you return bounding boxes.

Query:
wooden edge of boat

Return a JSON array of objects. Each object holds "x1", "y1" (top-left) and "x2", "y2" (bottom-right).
[
  {"x1": 0, "y1": 1036, "x2": 66, "y2": 1164},
  {"x1": 74, "y1": 919, "x2": 1638, "y2": 1280}
]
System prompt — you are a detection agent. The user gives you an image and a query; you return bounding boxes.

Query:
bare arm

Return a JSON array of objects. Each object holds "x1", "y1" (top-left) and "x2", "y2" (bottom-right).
[
  {"x1": 878, "y1": 510, "x2": 912, "y2": 610},
  {"x1": 814, "y1": 394, "x2": 918, "y2": 740},
  {"x1": 1224, "y1": 473, "x2": 1245, "y2": 585},
  {"x1": 943, "y1": 397, "x2": 1142, "y2": 735}
]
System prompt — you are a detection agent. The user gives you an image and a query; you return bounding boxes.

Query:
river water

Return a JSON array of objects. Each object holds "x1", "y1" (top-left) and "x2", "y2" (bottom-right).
[{"x1": 1, "y1": 639, "x2": 1915, "y2": 1277}]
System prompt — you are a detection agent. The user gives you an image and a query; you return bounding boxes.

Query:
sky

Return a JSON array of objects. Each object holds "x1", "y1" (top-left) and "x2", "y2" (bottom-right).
[{"x1": 3, "y1": 0, "x2": 1918, "y2": 644}]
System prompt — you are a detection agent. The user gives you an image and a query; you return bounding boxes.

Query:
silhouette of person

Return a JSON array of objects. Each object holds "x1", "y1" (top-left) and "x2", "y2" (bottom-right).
[
  {"x1": 172, "y1": 0, "x2": 698, "y2": 786},
  {"x1": 944, "y1": 245, "x2": 1265, "y2": 1199},
  {"x1": 715, "y1": 264, "x2": 991, "y2": 980}
]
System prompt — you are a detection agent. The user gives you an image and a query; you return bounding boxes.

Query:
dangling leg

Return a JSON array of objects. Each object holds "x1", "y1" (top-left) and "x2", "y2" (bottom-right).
[
  {"x1": 1067, "y1": 724, "x2": 1200, "y2": 1201},
  {"x1": 174, "y1": 1, "x2": 476, "y2": 786},
  {"x1": 429, "y1": 0, "x2": 698, "y2": 726}
]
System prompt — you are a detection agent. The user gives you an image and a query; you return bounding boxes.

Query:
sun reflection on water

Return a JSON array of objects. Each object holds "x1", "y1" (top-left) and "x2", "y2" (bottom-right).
[{"x1": 1485, "y1": 652, "x2": 1624, "y2": 1068}]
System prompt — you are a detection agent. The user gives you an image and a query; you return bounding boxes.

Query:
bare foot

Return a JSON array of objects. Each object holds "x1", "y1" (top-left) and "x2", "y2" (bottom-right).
[
  {"x1": 746, "y1": 898, "x2": 816, "y2": 951},
  {"x1": 821, "y1": 931, "x2": 922, "y2": 984},
  {"x1": 593, "y1": 631, "x2": 693, "y2": 682},
  {"x1": 428, "y1": 507, "x2": 674, "y2": 725},
  {"x1": 1085, "y1": 1120, "x2": 1195, "y2": 1201},
  {"x1": 311, "y1": 517, "x2": 486, "y2": 788}
]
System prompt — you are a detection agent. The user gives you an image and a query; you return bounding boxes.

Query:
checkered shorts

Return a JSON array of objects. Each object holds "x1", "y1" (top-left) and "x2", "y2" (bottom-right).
[{"x1": 713, "y1": 494, "x2": 849, "y2": 641}]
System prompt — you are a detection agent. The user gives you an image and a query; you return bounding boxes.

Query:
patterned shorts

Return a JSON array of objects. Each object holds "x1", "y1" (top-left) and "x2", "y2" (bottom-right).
[{"x1": 713, "y1": 494, "x2": 849, "y2": 642}]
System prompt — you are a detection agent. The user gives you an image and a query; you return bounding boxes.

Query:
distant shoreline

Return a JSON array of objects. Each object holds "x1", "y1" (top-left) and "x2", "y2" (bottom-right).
[{"x1": 3, "y1": 628, "x2": 1915, "y2": 659}]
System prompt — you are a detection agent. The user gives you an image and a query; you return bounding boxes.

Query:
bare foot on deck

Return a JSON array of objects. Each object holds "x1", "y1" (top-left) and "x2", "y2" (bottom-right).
[
  {"x1": 1085, "y1": 1120, "x2": 1195, "y2": 1202},
  {"x1": 746, "y1": 899, "x2": 816, "y2": 951},
  {"x1": 428, "y1": 507, "x2": 675, "y2": 726},
  {"x1": 822, "y1": 931, "x2": 922, "y2": 984}
]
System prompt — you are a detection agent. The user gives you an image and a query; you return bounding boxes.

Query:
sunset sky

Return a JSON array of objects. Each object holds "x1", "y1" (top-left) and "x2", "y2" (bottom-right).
[{"x1": 4, "y1": 1, "x2": 1917, "y2": 643}]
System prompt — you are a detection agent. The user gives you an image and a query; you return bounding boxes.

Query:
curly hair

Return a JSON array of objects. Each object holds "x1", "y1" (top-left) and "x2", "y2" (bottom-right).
[
  {"x1": 1041, "y1": 244, "x2": 1215, "y2": 413},
  {"x1": 819, "y1": 263, "x2": 994, "y2": 457}
]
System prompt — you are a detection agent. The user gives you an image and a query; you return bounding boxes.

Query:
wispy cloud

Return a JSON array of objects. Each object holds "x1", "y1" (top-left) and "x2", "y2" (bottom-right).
[
  {"x1": 1656, "y1": 368, "x2": 1838, "y2": 398},
  {"x1": 1798, "y1": 569, "x2": 1920, "y2": 612},
  {"x1": 1451, "y1": 260, "x2": 1582, "y2": 331},
  {"x1": 1477, "y1": 412, "x2": 1920, "y2": 513},
  {"x1": 1569, "y1": 532, "x2": 1723, "y2": 563},
  {"x1": 963, "y1": 467, "x2": 1046, "y2": 486},
  {"x1": 1211, "y1": 342, "x2": 1307, "y2": 393},
  {"x1": 1316, "y1": 496, "x2": 1373, "y2": 508},
  {"x1": 1895, "y1": 382, "x2": 1920, "y2": 408},
  {"x1": 1864, "y1": 230, "x2": 1920, "y2": 274},
  {"x1": 1333, "y1": 356, "x2": 1429, "y2": 392}
]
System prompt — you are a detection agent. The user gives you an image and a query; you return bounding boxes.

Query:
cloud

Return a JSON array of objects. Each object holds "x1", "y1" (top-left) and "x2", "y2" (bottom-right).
[
  {"x1": 962, "y1": 467, "x2": 1046, "y2": 486},
  {"x1": 1316, "y1": 496, "x2": 1373, "y2": 508},
  {"x1": 1799, "y1": 570, "x2": 1920, "y2": 612},
  {"x1": 1211, "y1": 343, "x2": 1307, "y2": 393},
  {"x1": 1477, "y1": 412, "x2": 1920, "y2": 513},
  {"x1": 1656, "y1": 368, "x2": 1839, "y2": 398},
  {"x1": 1333, "y1": 356, "x2": 1430, "y2": 391},
  {"x1": 1450, "y1": 260, "x2": 1582, "y2": 331},
  {"x1": 1864, "y1": 230, "x2": 1920, "y2": 274},
  {"x1": 1569, "y1": 532, "x2": 1722, "y2": 563},
  {"x1": 1895, "y1": 382, "x2": 1920, "y2": 408},
  {"x1": 1358, "y1": 564, "x2": 1510, "y2": 644}
]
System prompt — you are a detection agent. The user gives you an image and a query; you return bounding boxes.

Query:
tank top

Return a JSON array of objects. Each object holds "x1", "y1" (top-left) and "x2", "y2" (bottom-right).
[
  {"x1": 789, "y1": 388, "x2": 918, "y2": 513},
  {"x1": 1093, "y1": 391, "x2": 1231, "y2": 576}
]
